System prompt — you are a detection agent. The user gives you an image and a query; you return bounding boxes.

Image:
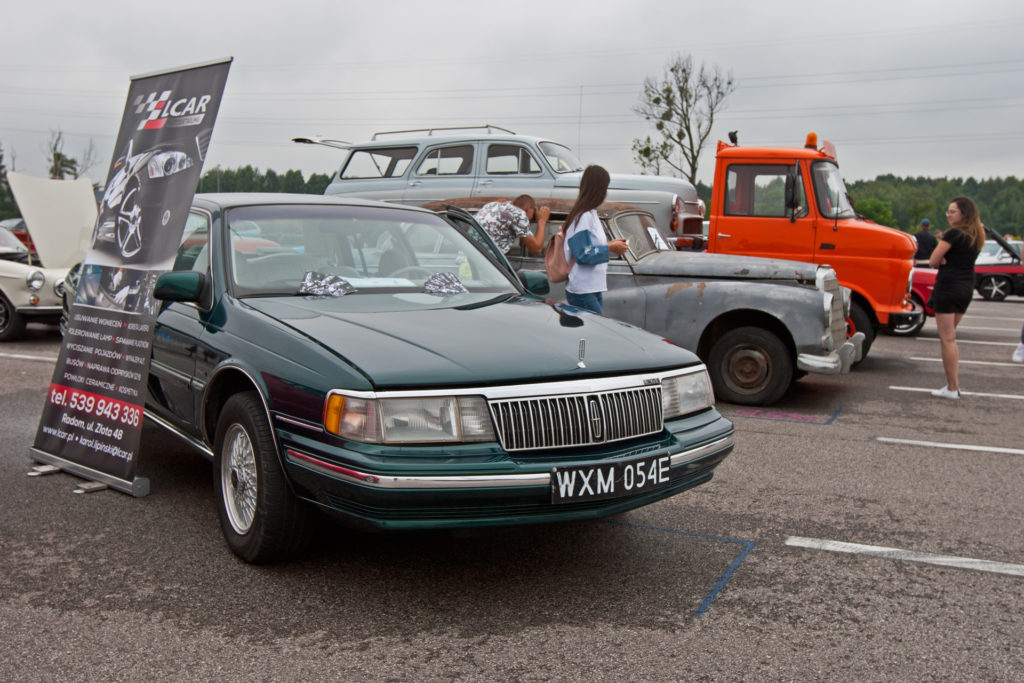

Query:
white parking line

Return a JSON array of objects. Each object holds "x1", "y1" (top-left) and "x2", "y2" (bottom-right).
[
  {"x1": 785, "y1": 536, "x2": 1024, "y2": 577},
  {"x1": 909, "y1": 356, "x2": 1024, "y2": 367},
  {"x1": 889, "y1": 385, "x2": 1024, "y2": 400},
  {"x1": 875, "y1": 436, "x2": 1024, "y2": 456},
  {"x1": 954, "y1": 326, "x2": 1021, "y2": 333},
  {"x1": 0, "y1": 352, "x2": 58, "y2": 363},
  {"x1": 916, "y1": 338, "x2": 1018, "y2": 346}
]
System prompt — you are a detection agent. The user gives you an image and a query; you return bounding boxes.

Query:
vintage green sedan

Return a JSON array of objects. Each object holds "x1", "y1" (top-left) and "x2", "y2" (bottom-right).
[{"x1": 137, "y1": 194, "x2": 734, "y2": 562}]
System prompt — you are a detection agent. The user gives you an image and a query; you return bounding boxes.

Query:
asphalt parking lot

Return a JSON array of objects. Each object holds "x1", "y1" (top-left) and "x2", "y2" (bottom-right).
[{"x1": 1, "y1": 296, "x2": 1021, "y2": 680}]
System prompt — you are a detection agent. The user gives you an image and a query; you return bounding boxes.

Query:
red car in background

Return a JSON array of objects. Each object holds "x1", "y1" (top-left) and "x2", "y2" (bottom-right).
[
  {"x1": 895, "y1": 230, "x2": 1023, "y2": 337},
  {"x1": 0, "y1": 218, "x2": 36, "y2": 253}
]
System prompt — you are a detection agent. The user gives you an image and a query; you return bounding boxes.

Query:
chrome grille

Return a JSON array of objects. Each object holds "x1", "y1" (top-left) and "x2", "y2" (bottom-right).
[
  {"x1": 818, "y1": 269, "x2": 847, "y2": 350},
  {"x1": 489, "y1": 386, "x2": 663, "y2": 452}
]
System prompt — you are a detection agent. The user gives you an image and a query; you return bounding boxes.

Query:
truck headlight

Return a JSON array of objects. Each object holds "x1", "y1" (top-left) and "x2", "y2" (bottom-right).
[
  {"x1": 26, "y1": 270, "x2": 45, "y2": 291},
  {"x1": 324, "y1": 392, "x2": 496, "y2": 444},
  {"x1": 661, "y1": 369, "x2": 714, "y2": 419}
]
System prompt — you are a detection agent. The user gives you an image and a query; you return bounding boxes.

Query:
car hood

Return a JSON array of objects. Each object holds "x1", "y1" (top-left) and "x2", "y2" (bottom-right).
[
  {"x1": 6, "y1": 172, "x2": 96, "y2": 269},
  {"x1": 632, "y1": 250, "x2": 821, "y2": 282},
  {"x1": 243, "y1": 293, "x2": 697, "y2": 388},
  {"x1": 553, "y1": 172, "x2": 695, "y2": 196}
]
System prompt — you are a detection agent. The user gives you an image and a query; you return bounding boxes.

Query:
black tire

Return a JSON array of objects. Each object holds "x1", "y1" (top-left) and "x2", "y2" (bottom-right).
[
  {"x1": 0, "y1": 293, "x2": 26, "y2": 342},
  {"x1": 707, "y1": 326, "x2": 792, "y2": 406},
  {"x1": 977, "y1": 275, "x2": 1010, "y2": 302},
  {"x1": 889, "y1": 295, "x2": 926, "y2": 337},
  {"x1": 213, "y1": 391, "x2": 311, "y2": 563},
  {"x1": 847, "y1": 301, "x2": 875, "y2": 362}
]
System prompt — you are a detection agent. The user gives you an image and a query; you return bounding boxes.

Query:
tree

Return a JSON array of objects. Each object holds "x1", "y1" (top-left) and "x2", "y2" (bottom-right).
[
  {"x1": 46, "y1": 131, "x2": 79, "y2": 179},
  {"x1": 632, "y1": 54, "x2": 736, "y2": 184}
]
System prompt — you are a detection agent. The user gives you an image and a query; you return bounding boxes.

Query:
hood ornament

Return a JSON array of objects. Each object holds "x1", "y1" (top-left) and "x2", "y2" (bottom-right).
[{"x1": 577, "y1": 339, "x2": 586, "y2": 369}]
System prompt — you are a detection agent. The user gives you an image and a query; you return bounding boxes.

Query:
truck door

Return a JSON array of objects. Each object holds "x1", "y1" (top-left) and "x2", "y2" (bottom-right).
[
  {"x1": 402, "y1": 143, "x2": 477, "y2": 205},
  {"x1": 713, "y1": 163, "x2": 815, "y2": 263}
]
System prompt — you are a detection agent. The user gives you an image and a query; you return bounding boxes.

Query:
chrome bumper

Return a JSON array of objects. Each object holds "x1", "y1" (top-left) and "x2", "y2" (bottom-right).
[{"x1": 797, "y1": 332, "x2": 864, "y2": 375}]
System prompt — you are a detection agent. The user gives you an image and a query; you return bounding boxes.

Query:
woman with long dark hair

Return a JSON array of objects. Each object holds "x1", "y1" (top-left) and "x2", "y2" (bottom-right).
[
  {"x1": 928, "y1": 196, "x2": 986, "y2": 399},
  {"x1": 562, "y1": 165, "x2": 628, "y2": 314}
]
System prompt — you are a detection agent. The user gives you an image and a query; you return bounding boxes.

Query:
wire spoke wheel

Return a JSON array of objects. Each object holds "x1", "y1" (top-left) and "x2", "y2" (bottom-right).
[{"x1": 221, "y1": 424, "x2": 258, "y2": 534}]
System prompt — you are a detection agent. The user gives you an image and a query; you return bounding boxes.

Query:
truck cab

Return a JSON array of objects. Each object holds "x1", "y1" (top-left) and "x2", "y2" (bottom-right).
[{"x1": 702, "y1": 134, "x2": 919, "y2": 356}]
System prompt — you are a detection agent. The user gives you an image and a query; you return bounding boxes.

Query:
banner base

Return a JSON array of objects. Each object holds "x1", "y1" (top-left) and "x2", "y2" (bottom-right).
[{"x1": 29, "y1": 448, "x2": 150, "y2": 497}]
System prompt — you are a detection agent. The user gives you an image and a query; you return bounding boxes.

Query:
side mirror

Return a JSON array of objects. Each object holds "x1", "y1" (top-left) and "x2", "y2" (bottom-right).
[
  {"x1": 518, "y1": 269, "x2": 550, "y2": 295},
  {"x1": 155, "y1": 271, "x2": 205, "y2": 302}
]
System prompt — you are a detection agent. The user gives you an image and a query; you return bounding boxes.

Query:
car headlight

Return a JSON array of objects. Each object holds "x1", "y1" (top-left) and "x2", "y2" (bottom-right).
[
  {"x1": 147, "y1": 151, "x2": 193, "y2": 179},
  {"x1": 324, "y1": 392, "x2": 496, "y2": 444},
  {"x1": 26, "y1": 269, "x2": 45, "y2": 291},
  {"x1": 661, "y1": 370, "x2": 714, "y2": 419},
  {"x1": 53, "y1": 278, "x2": 65, "y2": 297}
]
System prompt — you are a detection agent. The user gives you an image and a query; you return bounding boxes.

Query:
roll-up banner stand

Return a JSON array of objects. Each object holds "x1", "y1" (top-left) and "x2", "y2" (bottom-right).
[{"x1": 30, "y1": 58, "x2": 232, "y2": 496}]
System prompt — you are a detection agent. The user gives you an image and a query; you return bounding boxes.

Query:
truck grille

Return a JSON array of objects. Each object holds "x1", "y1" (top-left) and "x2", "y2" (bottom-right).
[{"x1": 489, "y1": 386, "x2": 663, "y2": 452}]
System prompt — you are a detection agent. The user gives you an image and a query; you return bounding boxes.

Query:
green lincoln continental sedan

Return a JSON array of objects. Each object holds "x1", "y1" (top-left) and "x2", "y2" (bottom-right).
[{"x1": 118, "y1": 193, "x2": 734, "y2": 562}]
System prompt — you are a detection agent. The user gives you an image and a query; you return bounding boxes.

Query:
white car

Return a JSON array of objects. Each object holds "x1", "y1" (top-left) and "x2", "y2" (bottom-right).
[
  {"x1": 2, "y1": 173, "x2": 96, "y2": 340},
  {"x1": 0, "y1": 226, "x2": 67, "y2": 340},
  {"x1": 977, "y1": 238, "x2": 1022, "y2": 265}
]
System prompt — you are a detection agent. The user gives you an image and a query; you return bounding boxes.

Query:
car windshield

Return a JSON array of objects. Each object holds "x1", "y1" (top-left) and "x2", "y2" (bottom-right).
[
  {"x1": 226, "y1": 204, "x2": 519, "y2": 298},
  {"x1": 0, "y1": 227, "x2": 28, "y2": 252},
  {"x1": 610, "y1": 212, "x2": 665, "y2": 258},
  {"x1": 810, "y1": 161, "x2": 856, "y2": 219},
  {"x1": 539, "y1": 142, "x2": 584, "y2": 174}
]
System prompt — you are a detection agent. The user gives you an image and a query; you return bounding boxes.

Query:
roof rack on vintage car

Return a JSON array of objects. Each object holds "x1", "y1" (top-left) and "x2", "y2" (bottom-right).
[{"x1": 371, "y1": 124, "x2": 515, "y2": 140}]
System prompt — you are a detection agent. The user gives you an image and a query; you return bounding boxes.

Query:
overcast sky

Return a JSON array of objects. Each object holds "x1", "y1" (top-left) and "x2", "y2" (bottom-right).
[{"x1": 2, "y1": 0, "x2": 1022, "y2": 189}]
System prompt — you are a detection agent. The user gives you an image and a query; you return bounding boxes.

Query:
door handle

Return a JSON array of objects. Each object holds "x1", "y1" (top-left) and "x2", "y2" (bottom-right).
[
  {"x1": 717, "y1": 233, "x2": 731, "y2": 239},
  {"x1": 408, "y1": 180, "x2": 421, "y2": 187},
  {"x1": 478, "y1": 179, "x2": 493, "y2": 186}
]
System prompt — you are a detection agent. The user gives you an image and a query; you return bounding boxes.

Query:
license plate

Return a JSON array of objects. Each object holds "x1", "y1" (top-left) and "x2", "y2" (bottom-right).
[{"x1": 551, "y1": 453, "x2": 671, "y2": 503}]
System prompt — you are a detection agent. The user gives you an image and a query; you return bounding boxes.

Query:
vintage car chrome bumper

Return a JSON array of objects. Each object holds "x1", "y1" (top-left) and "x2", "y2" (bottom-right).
[
  {"x1": 888, "y1": 307, "x2": 926, "y2": 329},
  {"x1": 797, "y1": 332, "x2": 865, "y2": 375}
]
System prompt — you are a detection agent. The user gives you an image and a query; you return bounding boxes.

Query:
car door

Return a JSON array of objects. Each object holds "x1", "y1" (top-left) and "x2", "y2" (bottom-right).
[
  {"x1": 402, "y1": 143, "x2": 478, "y2": 205},
  {"x1": 148, "y1": 210, "x2": 212, "y2": 433},
  {"x1": 472, "y1": 142, "x2": 553, "y2": 198}
]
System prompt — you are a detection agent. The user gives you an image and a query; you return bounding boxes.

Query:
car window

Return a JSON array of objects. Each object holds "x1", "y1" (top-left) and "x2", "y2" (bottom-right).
[
  {"x1": 415, "y1": 145, "x2": 474, "y2": 176},
  {"x1": 173, "y1": 211, "x2": 212, "y2": 273},
  {"x1": 485, "y1": 144, "x2": 542, "y2": 175},
  {"x1": 724, "y1": 164, "x2": 803, "y2": 218},
  {"x1": 225, "y1": 204, "x2": 517, "y2": 297},
  {"x1": 340, "y1": 147, "x2": 416, "y2": 179}
]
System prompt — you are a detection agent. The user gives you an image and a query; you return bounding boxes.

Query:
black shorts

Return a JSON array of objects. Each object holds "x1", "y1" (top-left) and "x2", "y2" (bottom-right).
[{"x1": 928, "y1": 281, "x2": 974, "y2": 314}]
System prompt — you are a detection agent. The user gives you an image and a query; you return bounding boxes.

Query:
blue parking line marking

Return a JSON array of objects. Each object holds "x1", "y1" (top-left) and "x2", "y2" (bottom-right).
[{"x1": 600, "y1": 519, "x2": 755, "y2": 617}]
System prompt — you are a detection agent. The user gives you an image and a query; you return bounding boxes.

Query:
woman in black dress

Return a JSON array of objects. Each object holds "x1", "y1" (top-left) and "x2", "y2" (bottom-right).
[{"x1": 928, "y1": 196, "x2": 985, "y2": 399}]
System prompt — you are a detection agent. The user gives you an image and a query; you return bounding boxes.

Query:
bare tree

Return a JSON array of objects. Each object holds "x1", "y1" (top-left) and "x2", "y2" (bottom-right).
[
  {"x1": 632, "y1": 54, "x2": 736, "y2": 184},
  {"x1": 46, "y1": 131, "x2": 79, "y2": 179}
]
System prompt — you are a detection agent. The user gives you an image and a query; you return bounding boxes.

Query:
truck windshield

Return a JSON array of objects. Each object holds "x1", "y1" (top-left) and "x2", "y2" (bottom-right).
[
  {"x1": 539, "y1": 142, "x2": 584, "y2": 174},
  {"x1": 810, "y1": 162, "x2": 856, "y2": 220}
]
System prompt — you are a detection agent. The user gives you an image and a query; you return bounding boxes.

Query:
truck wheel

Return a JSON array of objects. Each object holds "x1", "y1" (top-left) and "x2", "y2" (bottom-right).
[
  {"x1": 708, "y1": 327, "x2": 792, "y2": 406},
  {"x1": 213, "y1": 391, "x2": 311, "y2": 563},
  {"x1": 847, "y1": 302, "x2": 875, "y2": 361},
  {"x1": 0, "y1": 294, "x2": 26, "y2": 341},
  {"x1": 978, "y1": 276, "x2": 1010, "y2": 301},
  {"x1": 889, "y1": 295, "x2": 926, "y2": 337}
]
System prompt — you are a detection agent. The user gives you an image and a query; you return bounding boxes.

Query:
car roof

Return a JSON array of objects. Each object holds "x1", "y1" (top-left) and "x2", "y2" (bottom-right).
[{"x1": 192, "y1": 192, "x2": 439, "y2": 216}]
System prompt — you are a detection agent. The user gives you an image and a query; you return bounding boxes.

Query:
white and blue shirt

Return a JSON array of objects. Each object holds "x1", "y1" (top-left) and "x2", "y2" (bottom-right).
[{"x1": 563, "y1": 210, "x2": 610, "y2": 294}]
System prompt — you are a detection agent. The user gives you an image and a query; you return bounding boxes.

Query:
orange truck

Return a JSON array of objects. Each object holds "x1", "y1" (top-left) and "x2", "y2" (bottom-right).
[{"x1": 685, "y1": 133, "x2": 920, "y2": 357}]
